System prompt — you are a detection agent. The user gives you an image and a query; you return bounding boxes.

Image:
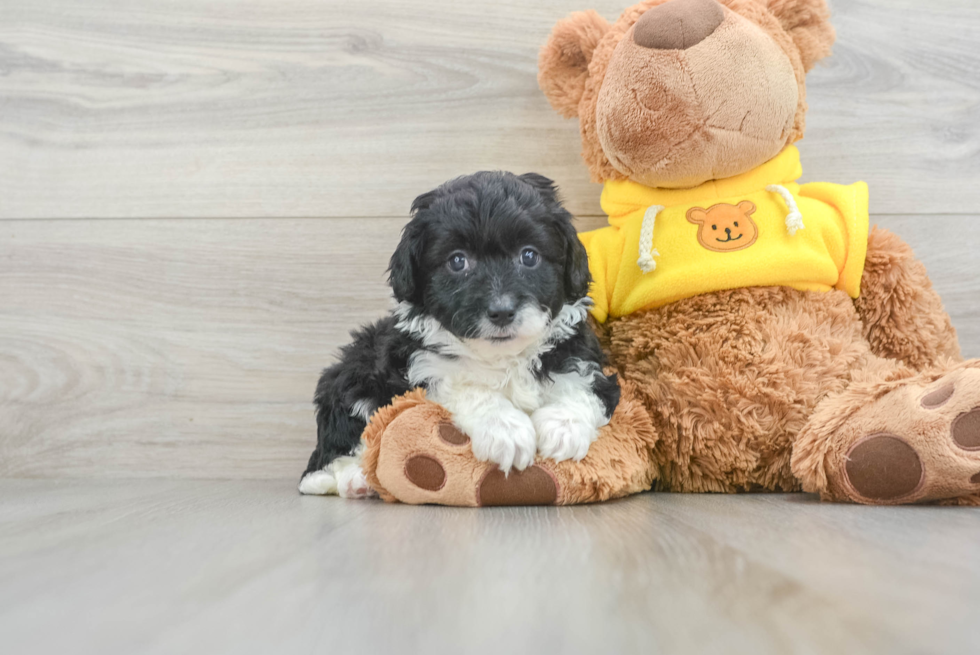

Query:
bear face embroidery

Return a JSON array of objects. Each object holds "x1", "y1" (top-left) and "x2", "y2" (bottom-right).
[{"x1": 686, "y1": 201, "x2": 759, "y2": 253}]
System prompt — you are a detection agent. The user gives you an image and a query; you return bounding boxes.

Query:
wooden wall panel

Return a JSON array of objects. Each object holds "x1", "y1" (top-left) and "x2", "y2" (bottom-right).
[
  {"x1": 0, "y1": 218, "x2": 396, "y2": 478},
  {"x1": 0, "y1": 0, "x2": 978, "y2": 219}
]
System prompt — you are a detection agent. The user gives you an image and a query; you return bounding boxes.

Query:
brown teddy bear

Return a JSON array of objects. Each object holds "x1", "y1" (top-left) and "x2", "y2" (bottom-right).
[{"x1": 360, "y1": 0, "x2": 980, "y2": 506}]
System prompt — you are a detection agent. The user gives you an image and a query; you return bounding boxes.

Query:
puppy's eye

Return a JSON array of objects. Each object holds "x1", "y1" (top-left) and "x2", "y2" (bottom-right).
[
  {"x1": 447, "y1": 252, "x2": 468, "y2": 273},
  {"x1": 520, "y1": 248, "x2": 540, "y2": 268}
]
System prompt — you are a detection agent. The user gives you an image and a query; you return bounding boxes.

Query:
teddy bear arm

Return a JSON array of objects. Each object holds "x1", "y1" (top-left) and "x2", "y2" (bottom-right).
[
  {"x1": 361, "y1": 383, "x2": 657, "y2": 506},
  {"x1": 854, "y1": 226, "x2": 962, "y2": 371}
]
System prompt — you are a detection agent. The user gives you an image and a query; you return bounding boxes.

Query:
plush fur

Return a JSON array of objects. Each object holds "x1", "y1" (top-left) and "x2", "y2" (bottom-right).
[
  {"x1": 538, "y1": 0, "x2": 836, "y2": 184},
  {"x1": 537, "y1": 10, "x2": 612, "y2": 118},
  {"x1": 301, "y1": 171, "x2": 619, "y2": 495},
  {"x1": 605, "y1": 286, "x2": 904, "y2": 493},
  {"x1": 359, "y1": 0, "x2": 980, "y2": 507},
  {"x1": 855, "y1": 226, "x2": 962, "y2": 370}
]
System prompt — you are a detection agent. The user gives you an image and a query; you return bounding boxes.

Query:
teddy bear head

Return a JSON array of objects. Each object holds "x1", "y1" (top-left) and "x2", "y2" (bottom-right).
[{"x1": 538, "y1": 0, "x2": 835, "y2": 188}]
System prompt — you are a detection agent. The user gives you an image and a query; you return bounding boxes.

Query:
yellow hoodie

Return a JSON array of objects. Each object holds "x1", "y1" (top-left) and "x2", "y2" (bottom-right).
[{"x1": 579, "y1": 146, "x2": 870, "y2": 323}]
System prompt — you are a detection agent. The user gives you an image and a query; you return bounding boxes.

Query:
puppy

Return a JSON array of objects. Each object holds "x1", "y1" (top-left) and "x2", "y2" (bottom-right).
[{"x1": 299, "y1": 172, "x2": 620, "y2": 498}]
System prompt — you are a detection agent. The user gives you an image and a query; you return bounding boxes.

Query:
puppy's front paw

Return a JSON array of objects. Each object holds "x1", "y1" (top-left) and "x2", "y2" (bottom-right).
[
  {"x1": 464, "y1": 408, "x2": 537, "y2": 474},
  {"x1": 532, "y1": 406, "x2": 598, "y2": 463}
]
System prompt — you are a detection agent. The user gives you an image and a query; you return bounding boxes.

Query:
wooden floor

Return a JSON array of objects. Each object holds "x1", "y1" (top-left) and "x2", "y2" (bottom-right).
[
  {"x1": 2, "y1": 0, "x2": 980, "y2": 651},
  {"x1": 2, "y1": 479, "x2": 979, "y2": 654}
]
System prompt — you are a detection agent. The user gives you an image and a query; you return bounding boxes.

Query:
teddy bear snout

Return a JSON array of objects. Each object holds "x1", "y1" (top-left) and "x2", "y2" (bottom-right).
[{"x1": 633, "y1": 0, "x2": 725, "y2": 50}]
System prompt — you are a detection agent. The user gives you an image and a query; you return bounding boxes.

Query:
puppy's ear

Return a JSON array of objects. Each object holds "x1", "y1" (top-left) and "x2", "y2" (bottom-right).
[
  {"x1": 388, "y1": 200, "x2": 431, "y2": 304},
  {"x1": 561, "y1": 219, "x2": 592, "y2": 302},
  {"x1": 538, "y1": 10, "x2": 611, "y2": 118},
  {"x1": 519, "y1": 172, "x2": 560, "y2": 205},
  {"x1": 549, "y1": 205, "x2": 591, "y2": 303},
  {"x1": 410, "y1": 188, "x2": 440, "y2": 215}
]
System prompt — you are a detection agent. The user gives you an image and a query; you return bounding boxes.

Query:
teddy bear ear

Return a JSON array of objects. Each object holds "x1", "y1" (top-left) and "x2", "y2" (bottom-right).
[
  {"x1": 538, "y1": 10, "x2": 612, "y2": 118},
  {"x1": 759, "y1": 0, "x2": 836, "y2": 71},
  {"x1": 686, "y1": 208, "x2": 708, "y2": 224},
  {"x1": 737, "y1": 200, "x2": 757, "y2": 215}
]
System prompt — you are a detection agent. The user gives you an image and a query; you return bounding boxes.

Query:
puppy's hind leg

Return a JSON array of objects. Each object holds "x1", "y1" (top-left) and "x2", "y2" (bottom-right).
[
  {"x1": 299, "y1": 446, "x2": 376, "y2": 499},
  {"x1": 299, "y1": 393, "x2": 376, "y2": 499}
]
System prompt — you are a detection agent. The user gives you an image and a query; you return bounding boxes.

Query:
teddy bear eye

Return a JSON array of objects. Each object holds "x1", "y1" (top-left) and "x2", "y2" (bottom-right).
[
  {"x1": 734, "y1": 221, "x2": 739, "y2": 228},
  {"x1": 711, "y1": 225, "x2": 717, "y2": 230}
]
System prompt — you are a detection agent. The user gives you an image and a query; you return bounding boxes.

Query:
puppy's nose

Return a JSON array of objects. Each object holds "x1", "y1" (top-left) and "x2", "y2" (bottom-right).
[
  {"x1": 487, "y1": 298, "x2": 518, "y2": 328},
  {"x1": 633, "y1": 0, "x2": 725, "y2": 50}
]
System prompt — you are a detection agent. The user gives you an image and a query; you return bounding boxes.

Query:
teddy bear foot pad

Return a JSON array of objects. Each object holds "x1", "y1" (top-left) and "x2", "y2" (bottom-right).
[
  {"x1": 380, "y1": 417, "x2": 561, "y2": 506},
  {"x1": 814, "y1": 366, "x2": 980, "y2": 504},
  {"x1": 402, "y1": 450, "x2": 561, "y2": 506}
]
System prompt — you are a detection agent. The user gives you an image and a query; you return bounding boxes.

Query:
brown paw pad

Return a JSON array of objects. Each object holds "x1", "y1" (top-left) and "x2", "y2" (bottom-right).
[
  {"x1": 845, "y1": 434, "x2": 924, "y2": 502},
  {"x1": 438, "y1": 423, "x2": 470, "y2": 446},
  {"x1": 404, "y1": 455, "x2": 446, "y2": 491},
  {"x1": 952, "y1": 408, "x2": 980, "y2": 450},
  {"x1": 921, "y1": 383, "x2": 955, "y2": 409},
  {"x1": 477, "y1": 465, "x2": 558, "y2": 506}
]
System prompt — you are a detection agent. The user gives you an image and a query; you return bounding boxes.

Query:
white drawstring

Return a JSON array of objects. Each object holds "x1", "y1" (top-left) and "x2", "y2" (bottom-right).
[
  {"x1": 766, "y1": 184, "x2": 805, "y2": 235},
  {"x1": 637, "y1": 204, "x2": 663, "y2": 273}
]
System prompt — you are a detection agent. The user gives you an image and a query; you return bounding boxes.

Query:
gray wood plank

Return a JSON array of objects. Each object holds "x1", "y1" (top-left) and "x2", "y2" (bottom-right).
[
  {"x1": 0, "y1": 0, "x2": 977, "y2": 219},
  {"x1": 0, "y1": 218, "x2": 400, "y2": 479},
  {"x1": 0, "y1": 480, "x2": 978, "y2": 654},
  {"x1": 1, "y1": 216, "x2": 976, "y2": 480}
]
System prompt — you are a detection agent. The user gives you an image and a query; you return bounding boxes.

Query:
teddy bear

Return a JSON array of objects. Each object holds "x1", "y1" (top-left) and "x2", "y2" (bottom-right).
[{"x1": 357, "y1": 0, "x2": 980, "y2": 506}]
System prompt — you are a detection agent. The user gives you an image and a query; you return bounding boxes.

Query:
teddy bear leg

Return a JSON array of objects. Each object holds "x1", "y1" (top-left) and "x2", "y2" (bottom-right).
[
  {"x1": 792, "y1": 360, "x2": 980, "y2": 504},
  {"x1": 855, "y1": 227, "x2": 962, "y2": 370},
  {"x1": 360, "y1": 383, "x2": 658, "y2": 506},
  {"x1": 939, "y1": 493, "x2": 980, "y2": 507}
]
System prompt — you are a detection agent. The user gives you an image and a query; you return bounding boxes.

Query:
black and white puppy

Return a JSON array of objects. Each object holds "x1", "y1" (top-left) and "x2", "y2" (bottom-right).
[{"x1": 299, "y1": 172, "x2": 620, "y2": 497}]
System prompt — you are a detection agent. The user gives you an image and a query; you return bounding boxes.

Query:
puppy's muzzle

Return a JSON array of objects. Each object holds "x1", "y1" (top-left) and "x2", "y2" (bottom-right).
[{"x1": 487, "y1": 297, "x2": 518, "y2": 328}]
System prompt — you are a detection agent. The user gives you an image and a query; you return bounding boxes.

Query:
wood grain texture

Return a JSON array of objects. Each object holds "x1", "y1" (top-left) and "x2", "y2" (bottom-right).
[
  {"x1": 0, "y1": 218, "x2": 399, "y2": 479},
  {"x1": 0, "y1": 0, "x2": 978, "y2": 219},
  {"x1": 1, "y1": 216, "x2": 977, "y2": 480},
  {"x1": 1, "y1": 480, "x2": 979, "y2": 654}
]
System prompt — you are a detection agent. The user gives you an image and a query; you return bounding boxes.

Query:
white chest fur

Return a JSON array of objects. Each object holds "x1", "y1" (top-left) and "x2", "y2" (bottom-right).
[
  {"x1": 394, "y1": 299, "x2": 607, "y2": 472},
  {"x1": 394, "y1": 299, "x2": 590, "y2": 413},
  {"x1": 407, "y1": 347, "x2": 548, "y2": 414}
]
